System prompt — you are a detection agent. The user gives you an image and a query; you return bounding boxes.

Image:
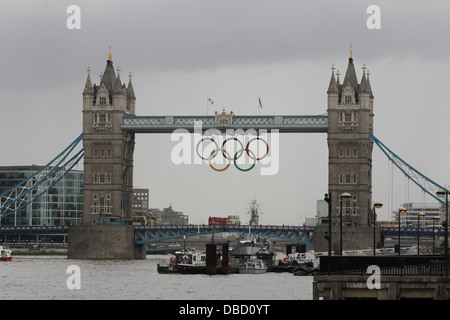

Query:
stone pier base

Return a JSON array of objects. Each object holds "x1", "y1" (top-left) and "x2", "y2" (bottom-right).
[{"x1": 68, "y1": 225, "x2": 145, "y2": 259}]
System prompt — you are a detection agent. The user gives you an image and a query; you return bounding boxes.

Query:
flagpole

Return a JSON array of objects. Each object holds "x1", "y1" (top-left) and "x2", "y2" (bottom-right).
[{"x1": 258, "y1": 97, "x2": 262, "y2": 116}]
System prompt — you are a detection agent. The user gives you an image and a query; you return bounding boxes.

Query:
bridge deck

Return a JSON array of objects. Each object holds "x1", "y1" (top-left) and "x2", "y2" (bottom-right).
[{"x1": 121, "y1": 115, "x2": 329, "y2": 133}]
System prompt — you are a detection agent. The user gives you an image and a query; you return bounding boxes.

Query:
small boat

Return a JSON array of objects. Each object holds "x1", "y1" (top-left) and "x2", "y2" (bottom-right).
[
  {"x1": 157, "y1": 250, "x2": 207, "y2": 274},
  {"x1": 238, "y1": 259, "x2": 267, "y2": 274},
  {"x1": 0, "y1": 245, "x2": 12, "y2": 261}
]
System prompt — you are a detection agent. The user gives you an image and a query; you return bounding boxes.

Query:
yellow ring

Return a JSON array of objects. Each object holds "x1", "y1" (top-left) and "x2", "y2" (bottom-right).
[{"x1": 208, "y1": 149, "x2": 231, "y2": 172}]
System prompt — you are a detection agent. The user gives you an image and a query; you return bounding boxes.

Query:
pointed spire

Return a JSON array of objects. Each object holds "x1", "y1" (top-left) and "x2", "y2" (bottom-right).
[
  {"x1": 343, "y1": 53, "x2": 359, "y2": 94},
  {"x1": 83, "y1": 66, "x2": 94, "y2": 95},
  {"x1": 366, "y1": 69, "x2": 374, "y2": 99},
  {"x1": 327, "y1": 64, "x2": 339, "y2": 94},
  {"x1": 359, "y1": 64, "x2": 369, "y2": 93},
  {"x1": 113, "y1": 69, "x2": 125, "y2": 95},
  {"x1": 127, "y1": 72, "x2": 136, "y2": 100},
  {"x1": 100, "y1": 56, "x2": 116, "y2": 97}
]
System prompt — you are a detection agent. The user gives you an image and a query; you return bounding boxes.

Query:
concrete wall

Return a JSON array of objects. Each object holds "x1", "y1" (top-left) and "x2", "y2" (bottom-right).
[
  {"x1": 68, "y1": 225, "x2": 145, "y2": 259},
  {"x1": 314, "y1": 275, "x2": 450, "y2": 300}
]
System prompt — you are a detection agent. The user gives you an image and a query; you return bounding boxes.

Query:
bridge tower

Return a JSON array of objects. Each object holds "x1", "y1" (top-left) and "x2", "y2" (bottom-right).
[
  {"x1": 326, "y1": 49, "x2": 374, "y2": 231},
  {"x1": 81, "y1": 49, "x2": 136, "y2": 225},
  {"x1": 68, "y1": 49, "x2": 144, "y2": 259}
]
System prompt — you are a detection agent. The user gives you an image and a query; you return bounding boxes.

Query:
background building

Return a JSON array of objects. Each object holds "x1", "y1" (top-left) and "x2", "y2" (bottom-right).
[
  {"x1": 316, "y1": 199, "x2": 329, "y2": 225},
  {"x1": 132, "y1": 188, "x2": 149, "y2": 214},
  {"x1": 0, "y1": 166, "x2": 83, "y2": 226},
  {"x1": 160, "y1": 205, "x2": 188, "y2": 225},
  {"x1": 392, "y1": 202, "x2": 442, "y2": 228}
]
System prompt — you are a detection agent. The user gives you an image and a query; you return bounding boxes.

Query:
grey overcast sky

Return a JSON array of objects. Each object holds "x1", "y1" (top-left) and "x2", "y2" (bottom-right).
[{"x1": 1, "y1": 0, "x2": 450, "y2": 225}]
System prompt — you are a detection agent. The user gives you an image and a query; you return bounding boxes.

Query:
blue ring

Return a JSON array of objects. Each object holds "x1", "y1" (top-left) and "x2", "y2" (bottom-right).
[{"x1": 196, "y1": 138, "x2": 219, "y2": 161}]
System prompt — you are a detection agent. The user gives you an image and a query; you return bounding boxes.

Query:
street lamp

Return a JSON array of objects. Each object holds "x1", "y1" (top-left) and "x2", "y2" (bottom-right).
[
  {"x1": 417, "y1": 212, "x2": 425, "y2": 255},
  {"x1": 324, "y1": 193, "x2": 332, "y2": 258},
  {"x1": 340, "y1": 192, "x2": 351, "y2": 255},
  {"x1": 433, "y1": 216, "x2": 440, "y2": 255},
  {"x1": 398, "y1": 207, "x2": 407, "y2": 255},
  {"x1": 436, "y1": 189, "x2": 449, "y2": 276},
  {"x1": 373, "y1": 201, "x2": 383, "y2": 255}
]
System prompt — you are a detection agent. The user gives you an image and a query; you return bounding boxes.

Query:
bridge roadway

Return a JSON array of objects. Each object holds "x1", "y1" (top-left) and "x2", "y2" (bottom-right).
[{"x1": 0, "y1": 225, "x2": 445, "y2": 245}]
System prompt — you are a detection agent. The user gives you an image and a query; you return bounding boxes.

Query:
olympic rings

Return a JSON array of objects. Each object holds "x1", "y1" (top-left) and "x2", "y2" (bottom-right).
[
  {"x1": 209, "y1": 149, "x2": 232, "y2": 172},
  {"x1": 196, "y1": 136, "x2": 269, "y2": 172},
  {"x1": 196, "y1": 137, "x2": 219, "y2": 161},
  {"x1": 221, "y1": 137, "x2": 244, "y2": 160},
  {"x1": 246, "y1": 137, "x2": 269, "y2": 160},
  {"x1": 234, "y1": 148, "x2": 257, "y2": 172}
]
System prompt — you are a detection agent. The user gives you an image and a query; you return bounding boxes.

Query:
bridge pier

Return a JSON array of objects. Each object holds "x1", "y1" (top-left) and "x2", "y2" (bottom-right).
[
  {"x1": 68, "y1": 225, "x2": 145, "y2": 259},
  {"x1": 313, "y1": 225, "x2": 381, "y2": 253}
]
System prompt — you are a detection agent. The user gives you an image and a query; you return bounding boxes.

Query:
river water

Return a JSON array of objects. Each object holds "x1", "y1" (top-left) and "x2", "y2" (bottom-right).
[{"x1": 1, "y1": 255, "x2": 314, "y2": 300}]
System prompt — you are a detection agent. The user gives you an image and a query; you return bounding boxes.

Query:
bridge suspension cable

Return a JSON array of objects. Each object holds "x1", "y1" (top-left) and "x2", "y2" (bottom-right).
[
  {"x1": 0, "y1": 134, "x2": 84, "y2": 221},
  {"x1": 370, "y1": 132, "x2": 449, "y2": 207}
]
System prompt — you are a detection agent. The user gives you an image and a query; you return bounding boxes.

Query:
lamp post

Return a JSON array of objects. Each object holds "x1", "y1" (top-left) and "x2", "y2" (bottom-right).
[
  {"x1": 417, "y1": 212, "x2": 425, "y2": 255},
  {"x1": 373, "y1": 201, "x2": 383, "y2": 255},
  {"x1": 340, "y1": 192, "x2": 351, "y2": 255},
  {"x1": 433, "y1": 216, "x2": 439, "y2": 255},
  {"x1": 436, "y1": 189, "x2": 449, "y2": 276},
  {"x1": 324, "y1": 193, "x2": 332, "y2": 258},
  {"x1": 324, "y1": 192, "x2": 332, "y2": 275},
  {"x1": 398, "y1": 207, "x2": 407, "y2": 255}
]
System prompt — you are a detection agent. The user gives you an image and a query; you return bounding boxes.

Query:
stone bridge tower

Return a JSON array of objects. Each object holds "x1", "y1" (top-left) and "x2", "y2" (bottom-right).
[
  {"x1": 326, "y1": 49, "x2": 374, "y2": 229},
  {"x1": 68, "y1": 49, "x2": 144, "y2": 259},
  {"x1": 81, "y1": 49, "x2": 136, "y2": 225}
]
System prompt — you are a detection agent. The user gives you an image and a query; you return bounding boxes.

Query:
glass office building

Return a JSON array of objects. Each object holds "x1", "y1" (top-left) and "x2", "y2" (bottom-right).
[{"x1": 0, "y1": 166, "x2": 83, "y2": 226}]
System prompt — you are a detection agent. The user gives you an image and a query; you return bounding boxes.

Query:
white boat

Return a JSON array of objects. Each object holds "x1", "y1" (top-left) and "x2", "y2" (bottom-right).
[
  {"x1": 238, "y1": 259, "x2": 267, "y2": 274},
  {"x1": 157, "y1": 250, "x2": 207, "y2": 274},
  {"x1": 0, "y1": 245, "x2": 12, "y2": 261}
]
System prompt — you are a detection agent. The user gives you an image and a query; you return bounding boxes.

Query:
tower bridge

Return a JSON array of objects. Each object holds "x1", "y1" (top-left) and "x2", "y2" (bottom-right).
[{"x1": 1, "y1": 48, "x2": 448, "y2": 259}]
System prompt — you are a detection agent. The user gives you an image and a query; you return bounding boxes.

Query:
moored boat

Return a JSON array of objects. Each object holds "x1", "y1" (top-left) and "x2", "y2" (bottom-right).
[
  {"x1": 0, "y1": 245, "x2": 12, "y2": 261},
  {"x1": 238, "y1": 258, "x2": 267, "y2": 274},
  {"x1": 157, "y1": 250, "x2": 207, "y2": 274}
]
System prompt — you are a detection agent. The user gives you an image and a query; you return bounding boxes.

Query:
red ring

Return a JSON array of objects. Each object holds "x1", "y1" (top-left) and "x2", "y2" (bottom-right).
[{"x1": 245, "y1": 137, "x2": 269, "y2": 160}]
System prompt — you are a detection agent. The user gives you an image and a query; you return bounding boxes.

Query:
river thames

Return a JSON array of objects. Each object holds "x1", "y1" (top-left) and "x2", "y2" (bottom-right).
[{"x1": 1, "y1": 255, "x2": 314, "y2": 300}]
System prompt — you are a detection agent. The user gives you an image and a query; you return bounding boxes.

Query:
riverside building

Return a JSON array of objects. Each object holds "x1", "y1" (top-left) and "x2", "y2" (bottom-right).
[{"x1": 0, "y1": 165, "x2": 83, "y2": 226}]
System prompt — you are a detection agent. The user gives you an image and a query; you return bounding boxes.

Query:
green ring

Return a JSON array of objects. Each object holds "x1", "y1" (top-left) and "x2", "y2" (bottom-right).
[{"x1": 233, "y1": 148, "x2": 257, "y2": 172}]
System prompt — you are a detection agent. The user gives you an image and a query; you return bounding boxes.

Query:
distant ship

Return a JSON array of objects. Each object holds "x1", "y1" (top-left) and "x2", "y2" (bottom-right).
[{"x1": 247, "y1": 197, "x2": 261, "y2": 226}]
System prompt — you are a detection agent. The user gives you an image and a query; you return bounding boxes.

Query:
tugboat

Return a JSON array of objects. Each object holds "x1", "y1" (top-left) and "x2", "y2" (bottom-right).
[
  {"x1": 0, "y1": 245, "x2": 12, "y2": 261},
  {"x1": 157, "y1": 250, "x2": 207, "y2": 274}
]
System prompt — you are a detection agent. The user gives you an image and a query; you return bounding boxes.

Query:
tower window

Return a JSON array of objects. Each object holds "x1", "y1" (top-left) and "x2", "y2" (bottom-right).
[
  {"x1": 345, "y1": 95, "x2": 352, "y2": 104},
  {"x1": 345, "y1": 113, "x2": 352, "y2": 122},
  {"x1": 338, "y1": 173, "x2": 358, "y2": 184},
  {"x1": 100, "y1": 97, "x2": 106, "y2": 105}
]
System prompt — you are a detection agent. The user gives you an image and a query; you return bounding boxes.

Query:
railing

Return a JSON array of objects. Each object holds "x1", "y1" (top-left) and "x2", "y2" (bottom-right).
[
  {"x1": 319, "y1": 255, "x2": 450, "y2": 276},
  {"x1": 0, "y1": 225, "x2": 68, "y2": 233}
]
